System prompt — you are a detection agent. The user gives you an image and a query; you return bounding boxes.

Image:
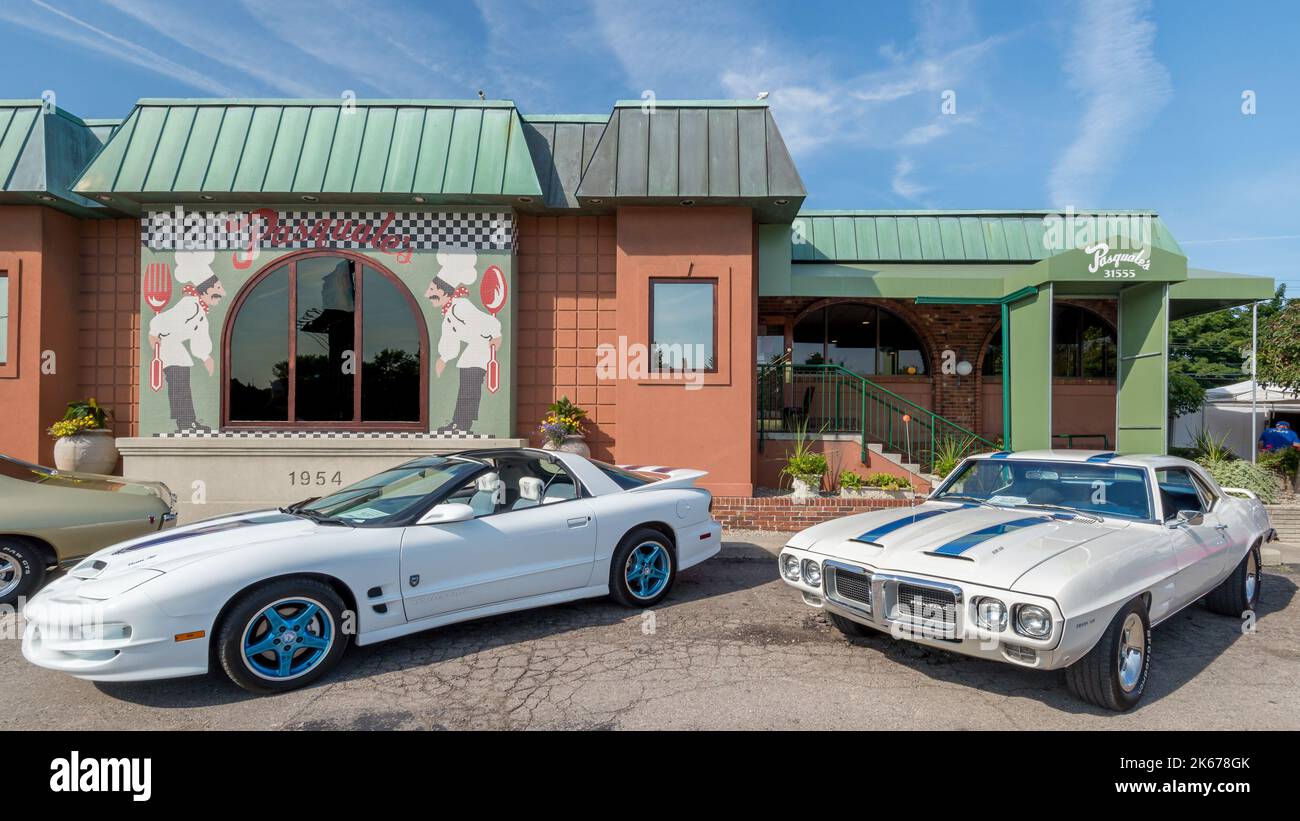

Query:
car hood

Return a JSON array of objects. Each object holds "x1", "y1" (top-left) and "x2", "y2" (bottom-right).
[
  {"x1": 69, "y1": 510, "x2": 321, "y2": 579},
  {"x1": 789, "y1": 501, "x2": 1132, "y2": 591}
]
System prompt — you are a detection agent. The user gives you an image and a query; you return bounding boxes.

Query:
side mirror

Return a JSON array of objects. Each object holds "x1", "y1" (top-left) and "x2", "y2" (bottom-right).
[
  {"x1": 417, "y1": 503, "x2": 476, "y2": 525},
  {"x1": 1175, "y1": 509, "x2": 1204, "y2": 527}
]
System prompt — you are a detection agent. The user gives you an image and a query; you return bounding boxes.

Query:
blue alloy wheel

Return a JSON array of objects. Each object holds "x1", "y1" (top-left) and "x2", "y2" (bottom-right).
[
  {"x1": 241, "y1": 597, "x2": 335, "y2": 681},
  {"x1": 625, "y1": 541, "x2": 671, "y2": 600}
]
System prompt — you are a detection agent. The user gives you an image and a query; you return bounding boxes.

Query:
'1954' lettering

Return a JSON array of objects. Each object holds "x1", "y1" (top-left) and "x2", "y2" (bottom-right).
[{"x1": 289, "y1": 471, "x2": 343, "y2": 487}]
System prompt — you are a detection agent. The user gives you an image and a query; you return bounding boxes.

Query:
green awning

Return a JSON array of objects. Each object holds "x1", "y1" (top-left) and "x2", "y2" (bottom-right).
[
  {"x1": 790, "y1": 210, "x2": 1184, "y2": 263},
  {"x1": 72, "y1": 99, "x2": 543, "y2": 210}
]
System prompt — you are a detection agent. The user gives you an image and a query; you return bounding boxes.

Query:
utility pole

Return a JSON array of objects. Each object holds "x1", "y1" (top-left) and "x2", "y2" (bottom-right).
[{"x1": 1251, "y1": 301, "x2": 1258, "y2": 464}]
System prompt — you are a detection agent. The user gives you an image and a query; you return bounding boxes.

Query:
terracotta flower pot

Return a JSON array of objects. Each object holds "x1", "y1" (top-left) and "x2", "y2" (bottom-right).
[
  {"x1": 542, "y1": 434, "x2": 590, "y2": 458},
  {"x1": 53, "y1": 429, "x2": 119, "y2": 474}
]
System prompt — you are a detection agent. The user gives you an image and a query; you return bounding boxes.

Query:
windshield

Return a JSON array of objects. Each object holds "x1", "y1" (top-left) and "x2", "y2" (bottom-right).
[
  {"x1": 935, "y1": 459, "x2": 1153, "y2": 521},
  {"x1": 298, "y1": 457, "x2": 484, "y2": 525}
]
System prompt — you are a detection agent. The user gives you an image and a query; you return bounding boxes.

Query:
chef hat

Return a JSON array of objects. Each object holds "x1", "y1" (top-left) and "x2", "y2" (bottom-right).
[
  {"x1": 435, "y1": 251, "x2": 478, "y2": 287},
  {"x1": 174, "y1": 249, "x2": 217, "y2": 285}
]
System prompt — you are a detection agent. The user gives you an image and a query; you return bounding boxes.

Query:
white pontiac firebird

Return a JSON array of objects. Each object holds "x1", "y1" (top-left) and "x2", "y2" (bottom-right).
[
  {"x1": 778, "y1": 450, "x2": 1276, "y2": 711},
  {"x1": 22, "y1": 448, "x2": 721, "y2": 693}
]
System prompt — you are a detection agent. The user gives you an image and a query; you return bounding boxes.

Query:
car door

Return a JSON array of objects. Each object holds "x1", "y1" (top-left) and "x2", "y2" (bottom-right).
[
  {"x1": 1157, "y1": 467, "x2": 1231, "y2": 608},
  {"x1": 399, "y1": 466, "x2": 597, "y2": 622}
]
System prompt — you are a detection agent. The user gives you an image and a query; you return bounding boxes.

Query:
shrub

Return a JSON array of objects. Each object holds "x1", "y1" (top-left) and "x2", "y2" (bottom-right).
[
  {"x1": 1259, "y1": 447, "x2": 1299, "y2": 480},
  {"x1": 865, "y1": 472, "x2": 912, "y2": 491},
  {"x1": 1197, "y1": 457, "x2": 1280, "y2": 503},
  {"x1": 837, "y1": 470, "x2": 865, "y2": 490},
  {"x1": 1192, "y1": 430, "x2": 1234, "y2": 464},
  {"x1": 932, "y1": 435, "x2": 974, "y2": 479},
  {"x1": 781, "y1": 419, "x2": 828, "y2": 487}
]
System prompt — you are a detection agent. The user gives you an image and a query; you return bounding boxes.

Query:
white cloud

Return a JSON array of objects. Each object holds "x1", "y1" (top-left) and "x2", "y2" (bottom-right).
[
  {"x1": 0, "y1": 0, "x2": 242, "y2": 96},
  {"x1": 892, "y1": 157, "x2": 930, "y2": 200},
  {"x1": 1048, "y1": 0, "x2": 1171, "y2": 207}
]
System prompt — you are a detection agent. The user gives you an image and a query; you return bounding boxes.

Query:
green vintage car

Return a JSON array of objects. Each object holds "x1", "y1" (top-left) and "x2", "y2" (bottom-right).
[{"x1": 0, "y1": 454, "x2": 177, "y2": 605}]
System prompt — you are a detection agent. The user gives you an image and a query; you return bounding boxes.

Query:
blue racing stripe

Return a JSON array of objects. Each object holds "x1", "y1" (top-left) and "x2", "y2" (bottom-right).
[
  {"x1": 851, "y1": 504, "x2": 976, "y2": 544},
  {"x1": 930, "y1": 516, "x2": 1052, "y2": 556}
]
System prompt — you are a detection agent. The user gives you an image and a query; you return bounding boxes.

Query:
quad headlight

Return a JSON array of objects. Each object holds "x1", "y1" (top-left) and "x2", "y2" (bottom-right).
[
  {"x1": 801, "y1": 559, "x2": 822, "y2": 587},
  {"x1": 780, "y1": 553, "x2": 801, "y2": 582},
  {"x1": 974, "y1": 597, "x2": 1007, "y2": 631},
  {"x1": 1015, "y1": 604, "x2": 1053, "y2": 639}
]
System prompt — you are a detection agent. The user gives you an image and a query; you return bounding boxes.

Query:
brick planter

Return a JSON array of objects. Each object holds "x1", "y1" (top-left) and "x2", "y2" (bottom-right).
[{"x1": 711, "y1": 495, "x2": 911, "y2": 532}]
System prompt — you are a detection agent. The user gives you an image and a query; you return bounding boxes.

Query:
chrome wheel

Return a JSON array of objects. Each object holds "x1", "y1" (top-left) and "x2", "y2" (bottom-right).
[
  {"x1": 1117, "y1": 612, "x2": 1145, "y2": 693},
  {"x1": 624, "y1": 541, "x2": 671, "y2": 600},
  {"x1": 1245, "y1": 550, "x2": 1259, "y2": 604},
  {"x1": 241, "y1": 597, "x2": 335, "y2": 682},
  {"x1": 0, "y1": 555, "x2": 22, "y2": 600}
]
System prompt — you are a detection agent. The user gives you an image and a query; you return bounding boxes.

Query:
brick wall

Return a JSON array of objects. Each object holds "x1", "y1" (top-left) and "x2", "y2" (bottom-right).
[
  {"x1": 514, "y1": 214, "x2": 617, "y2": 460},
  {"x1": 78, "y1": 218, "x2": 140, "y2": 437},
  {"x1": 711, "y1": 494, "x2": 910, "y2": 532}
]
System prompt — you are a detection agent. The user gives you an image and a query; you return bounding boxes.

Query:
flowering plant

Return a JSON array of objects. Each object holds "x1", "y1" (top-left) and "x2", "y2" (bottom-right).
[
  {"x1": 538, "y1": 396, "x2": 587, "y2": 445},
  {"x1": 47, "y1": 398, "x2": 110, "y2": 439}
]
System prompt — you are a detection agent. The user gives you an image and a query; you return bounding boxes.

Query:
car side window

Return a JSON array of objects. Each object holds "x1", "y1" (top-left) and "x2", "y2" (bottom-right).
[
  {"x1": 1156, "y1": 468, "x2": 1206, "y2": 521},
  {"x1": 1188, "y1": 471, "x2": 1218, "y2": 512}
]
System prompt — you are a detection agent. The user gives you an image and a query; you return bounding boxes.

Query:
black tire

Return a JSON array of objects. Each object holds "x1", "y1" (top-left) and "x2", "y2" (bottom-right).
[
  {"x1": 1065, "y1": 598, "x2": 1151, "y2": 711},
  {"x1": 1206, "y1": 544, "x2": 1261, "y2": 617},
  {"x1": 608, "y1": 527, "x2": 676, "y2": 608},
  {"x1": 217, "y1": 577, "x2": 351, "y2": 694},
  {"x1": 828, "y1": 611, "x2": 873, "y2": 639},
  {"x1": 0, "y1": 538, "x2": 47, "y2": 607}
]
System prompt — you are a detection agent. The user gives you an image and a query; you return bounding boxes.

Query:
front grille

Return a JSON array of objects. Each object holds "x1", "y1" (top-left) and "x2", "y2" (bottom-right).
[
  {"x1": 830, "y1": 567, "x2": 872, "y2": 610},
  {"x1": 894, "y1": 582, "x2": 958, "y2": 637}
]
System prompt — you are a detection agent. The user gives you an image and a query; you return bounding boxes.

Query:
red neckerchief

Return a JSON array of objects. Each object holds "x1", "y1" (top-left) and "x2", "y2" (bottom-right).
[
  {"x1": 183, "y1": 284, "x2": 210, "y2": 314},
  {"x1": 441, "y1": 286, "x2": 469, "y2": 316}
]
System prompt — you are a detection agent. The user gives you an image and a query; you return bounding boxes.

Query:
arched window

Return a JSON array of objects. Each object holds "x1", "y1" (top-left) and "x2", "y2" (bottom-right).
[
  {"x1": 224, "y1": 252, "x2": 427, "y2": 428},
  {"x1": 792, "y1": 303, "x2": 927, "y2": 375},
  {"x1": 982, "y1": 304, "x2": 1116, "y2": 378}
]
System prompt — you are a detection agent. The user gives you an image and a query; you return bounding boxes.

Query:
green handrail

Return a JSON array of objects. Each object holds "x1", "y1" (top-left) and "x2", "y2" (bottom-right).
[{"x1": 757, "y1": 362, "x2": 1000, "y2": 473}]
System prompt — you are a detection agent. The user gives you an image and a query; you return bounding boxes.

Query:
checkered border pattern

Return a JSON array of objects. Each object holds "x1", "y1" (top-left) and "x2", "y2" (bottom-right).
[
  {"x1": 141, "y1": 211, "x2": 514, "y2": 252},
  {"x1": 152, "y1": 430, "x2": 490, "y2": 439}
]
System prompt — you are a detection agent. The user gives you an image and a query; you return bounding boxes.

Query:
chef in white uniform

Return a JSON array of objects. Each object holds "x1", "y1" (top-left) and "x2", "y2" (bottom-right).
[
  {"x1": 148, "y1": 250, "x2": 225, "y2": 431},
  {"x1": 424, "y1": 251, "x2": 501, "y2": 433}
]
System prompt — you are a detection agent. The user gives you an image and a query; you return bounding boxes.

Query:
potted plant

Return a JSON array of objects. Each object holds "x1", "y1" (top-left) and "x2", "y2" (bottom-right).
[
  {"x1": 931, "y1": 434, "x2": 975, "y2": 480},
  {"x1": 859, "y1": 472, "x2": 914, "y2": 500},
  {"x1": 780, "y1": 421, "x2": 827, "y2": 501},
  {"x1": 539, "y1": 396, "x2": 590, "y2": 457},
  {"x1": 48, "y1": 398, "x2": 118, "y2": 474},
  {"x1": 837, "y1": 470, "x2": 866, "y2": 497}
]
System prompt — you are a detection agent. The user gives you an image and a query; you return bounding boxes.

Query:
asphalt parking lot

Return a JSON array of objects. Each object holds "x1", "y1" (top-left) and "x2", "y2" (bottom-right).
[{"x1": 2, "y1": 537, "x2": 1298, "y2": 731}]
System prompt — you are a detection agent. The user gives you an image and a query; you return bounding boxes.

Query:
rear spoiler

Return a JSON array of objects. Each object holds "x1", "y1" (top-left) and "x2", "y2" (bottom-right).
[
  {"x1": 1221, "y1": 486, "x2": 1258, "y2": 500},
  {"x1": 620, "y1": 466, "x2": 709, "y2": 492}
]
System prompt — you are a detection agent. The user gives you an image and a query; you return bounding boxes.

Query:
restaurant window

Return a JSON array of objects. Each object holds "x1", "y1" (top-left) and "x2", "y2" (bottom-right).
[
  {"x1": 225, "y1": 253, "x2": 426, "y2": 428},
  {"x1": 0, "y1": 272, "x2": 9, "y2": 365},
  {"x1": 791, "y1": 303, "x2": 927, "y2": 376},
  {"x1": 982, "y1": 305, "x2": 1116, "y2": 378},
  {"x1": 650, "y1": 279, "x2": 716, "y2": 372}
]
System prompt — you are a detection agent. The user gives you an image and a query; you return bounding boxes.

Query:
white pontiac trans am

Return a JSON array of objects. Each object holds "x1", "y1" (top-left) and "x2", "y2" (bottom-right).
[
  {"x1": 778, "y1": 450, "x2": 1276, "y2": 711},
  {"x1": 22, "y1": 448, "x2": 721, "y2": 693}
]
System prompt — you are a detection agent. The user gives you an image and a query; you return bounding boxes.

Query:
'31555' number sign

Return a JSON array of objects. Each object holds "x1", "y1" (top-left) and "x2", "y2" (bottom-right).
[{"x1": 289, "y1": 470, "x2": 344, "y2": 487}]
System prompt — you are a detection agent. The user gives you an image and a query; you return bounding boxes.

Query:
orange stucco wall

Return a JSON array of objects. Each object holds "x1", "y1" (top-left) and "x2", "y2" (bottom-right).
[
  {"x1": 0, "y1": 209, "x2": 139, "y2": 467},
  {"x1": 613, "y1": 206, "x2": 757, "y2": 495}
]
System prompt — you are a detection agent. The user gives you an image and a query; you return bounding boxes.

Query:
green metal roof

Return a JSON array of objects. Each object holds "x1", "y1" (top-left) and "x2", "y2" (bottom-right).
[
  {"x1": 521, "y1": 114, "x2": 608, "y2": 209},
  {"x1": 575, "y1": 102, "x2": 805, "y2": 222},
  {"x1": 791, "y1": 211, "x2": 1185, "y2": 263},
  {"x1": 0, "y1": 101, "x2": 112, "y2": 215},
  {"x1": 73, "y1": 99, "x2": 543, "y2": 206}
]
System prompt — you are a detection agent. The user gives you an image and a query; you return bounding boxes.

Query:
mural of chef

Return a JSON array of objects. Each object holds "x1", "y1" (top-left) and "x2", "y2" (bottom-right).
[
  {"x1": 425, "y1": 251, "x2": 501, "y2": 434},
  {"x1": 148, "y1": 250, "x2": 225, "y2": 431}
]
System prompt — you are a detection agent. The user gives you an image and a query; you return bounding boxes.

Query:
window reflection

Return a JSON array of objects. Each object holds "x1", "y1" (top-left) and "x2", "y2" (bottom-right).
[
  {"x1": 791, "y1": 304, "x2": 927, "y2": 375},
  {"x1": 362, "y1": 266, "x2": 421, "y2": 421},
  {"x1": 228, "y1": 266, "x2": 289, "y2": 421},
  {"x1": 296, "y1": 256, "x2": 357, "y2": 421}
]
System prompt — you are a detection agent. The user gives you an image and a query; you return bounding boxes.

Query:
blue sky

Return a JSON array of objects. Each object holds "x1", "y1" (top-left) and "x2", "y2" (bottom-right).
[{"x1": 2, "y1": 0, "x2": 1297, "y2": 291}]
